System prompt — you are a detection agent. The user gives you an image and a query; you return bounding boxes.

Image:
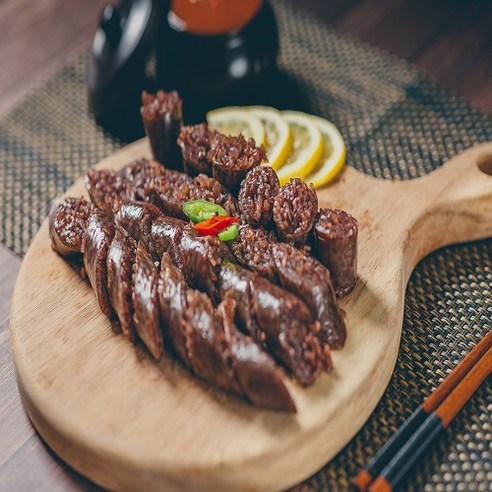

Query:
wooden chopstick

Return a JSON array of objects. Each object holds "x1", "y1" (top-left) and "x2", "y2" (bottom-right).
[{"x1": 352, "y1": 329, "x2": 492, "y2": 492}]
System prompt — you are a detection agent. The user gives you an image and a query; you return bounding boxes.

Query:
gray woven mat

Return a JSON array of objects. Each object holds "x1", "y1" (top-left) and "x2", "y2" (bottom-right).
[{"x1": 0, "y1": 0, "x2": 490, "y2": 489}]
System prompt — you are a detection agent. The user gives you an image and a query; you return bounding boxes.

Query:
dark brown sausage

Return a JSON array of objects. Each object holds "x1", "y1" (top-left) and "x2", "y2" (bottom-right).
[
  {"x1": 313, "y1": 208, "x2": 358, "y2": 297},
  {"x1": 150, "y1": 215, "x2": 187, "y2": 265},
  {"x1": 178, "y1": 227, "x2": 235, "y2": 303},
  {"x1": 114, "y1": 201, "x2": 162, "y2": 257},
  {"x1": 84, "y1": 169, "x2": 136, "y2": 213},
  {"x1": 273, "y1": 178, "x2": 318, "y2": 246},
  {"x1": 238, "y1": 166, "x2": 280, "y2": 226},
  {"x1": 219, "y1": 261, "x2": 330, "y2": 386},
  {"x1": 218, "y1": 259, "x2": 263, "y2": 342},
  {"x1": 82, "y1": 209, "x2": 116, "y2": 317},
  {"x1": 181, "y1": 289, "x2": 241, "y2": 394},
  {"x1": 207, "y1": 133, "x2": 267, "y2": 193},
  {"x1": 249, "y1": 272, "x2": 331, "y2": 386},
  {"x1": 228, "y1": 224, "x2": 278, "y2": 282},
  {"x1": 132, "y1": 242, "x2": 163, "y2": 359},
  {"x1": 157, "y1": 253, "x2": 192, "y2": 369},
  {"x1": 177, "y1": 123, "x2": 216, "y2": 176},
  {"x1": 217, "y1": 299, "x2": 297, "y2": 413},
  {"x1": 140, "y1": 90, "x2": 183, "y2": 169},
  {"x1": 49, "y1": 197, "x2": 94, "y2": 256},
  {"x1": 229, "y1": 224, "x2": 346, "y2": 349},
  {"x1": 273, "y1": 242, "x2": 346, "y2": 349},
  {"x1": 107, "y1": 226, "x2": 137, "y2": 341}
]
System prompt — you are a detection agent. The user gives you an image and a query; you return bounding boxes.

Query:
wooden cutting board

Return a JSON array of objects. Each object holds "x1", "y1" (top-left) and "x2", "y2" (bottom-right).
[{"x1": 10, "y1": 140, "x2": 492, "y2": 491}]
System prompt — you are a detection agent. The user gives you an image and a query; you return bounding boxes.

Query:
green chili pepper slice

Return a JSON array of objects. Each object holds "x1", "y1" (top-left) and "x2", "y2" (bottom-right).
[
  {"x1": 182, "y1": 200, "x2": 227, "y2": 223},
  {"x1": 218, "y1": 224, "x2": 239, "y2": 242}
]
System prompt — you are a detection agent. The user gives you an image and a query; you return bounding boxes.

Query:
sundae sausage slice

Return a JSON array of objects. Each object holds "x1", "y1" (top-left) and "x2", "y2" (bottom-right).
[
  {"x1": 208, "y1": 133, "x2": 267, "y2": 193},
  {"x1": 132, "y1": 242, "x2": 163, "y2": 359},
  {"x1": 49, "y1": 197, "x2": 94, "y2": 256},
  {"x1": 150, "y1": 215, "x2": 187, "y2": 265},
  {"x1": 273, "y1": 178, "x2": 318, "y2": 246},
  {"x1": 140, "y1": 90, "x2": 183, "y2": 169},
  {"x1": 249, "y1": 272, "x2": 331, "y2": 386},
  {"x1": 84, "y1": 168, "x2": 136, "y2": 213},
  {"x1": 181, "y1": 289, "x2": 241, "y2": 394},
  {"x1": 177, "y1": 123, "x2": 216, "y2": 176},
  {"x1": 115, "y1": 201, "x2": 162, "y2": 257},
  {"x1": 238, "y1": 166, "x2": 280, "y2": 226},
  {"x1": 178, "y1": 227, "x2": 234, "y2": 303},
  {"x1": 273, "y1": 242, "x2": 346, "y2": 349},
  {"x1": 107, "y1": 226, "x2": 137, "y2": 341},
  {"x1": 229, "y1": 224, "x2": 278, "y2": 282},
  {"x1": 220, "y1": 261, "x2": 330, "y2": 386},
  {"x1": 157, "y1": 253, "x2": 192, "y2": 369},
  {"x1": 82, "y1": 209, "x2": 116, "y2": 316},
  {"x1": 218, "y1": 259, "x2": 263, "y2": 342},
  {"x1": 313, "y1": 208, "x2": 358, "y2": 297},
  {"x1": 217, "y1": 299, "x2": 297, "y2": 413},
  {"x1": 229, "y1": 225, "x2": 346, "y2": 348}
]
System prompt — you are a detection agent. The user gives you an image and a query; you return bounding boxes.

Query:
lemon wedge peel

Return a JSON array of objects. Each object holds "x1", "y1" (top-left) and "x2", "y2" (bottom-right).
[
  {"x1": 304, "y1": 115, "x2": 346, "y2": 189},
  {"x1": 206, "y1": 107, "x2": 266, "y2": 146},
  {"x1": 246, "y1": 106, "x2": 292, "y2": 170},
  {"x1": 276, "y1": 111, "x2": 323, "y2": 186}
]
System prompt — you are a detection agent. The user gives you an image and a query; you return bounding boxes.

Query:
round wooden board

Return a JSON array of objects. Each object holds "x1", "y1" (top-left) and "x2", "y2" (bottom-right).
[{"x1": 10, "y1": 140, "x2": 492, "y2": 491}]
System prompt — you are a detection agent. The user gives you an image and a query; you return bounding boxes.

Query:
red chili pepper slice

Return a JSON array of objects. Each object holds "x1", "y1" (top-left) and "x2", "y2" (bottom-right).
[{"x1": 192, "y1": 216, "x2": 239, "y2": 236}]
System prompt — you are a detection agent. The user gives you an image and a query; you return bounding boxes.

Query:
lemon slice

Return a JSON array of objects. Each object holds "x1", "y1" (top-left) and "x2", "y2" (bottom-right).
[
  {"x1": 276, "y1": 111, "x2": 323, "y2": 185},
  {"x1": 206, "y1": 107, "x2": 265, "y2": 146},
  {"x1": 246, "y1": 106, "x2": 292, "y2": 170},
  {"x1": 305, "y1": 115, "x2": 346, "y2": 188}
]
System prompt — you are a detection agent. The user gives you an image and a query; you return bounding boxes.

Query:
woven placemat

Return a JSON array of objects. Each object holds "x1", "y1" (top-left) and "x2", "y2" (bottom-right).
[{"x1": 1, "y1": 0, "x2": 490, "y2": 490}]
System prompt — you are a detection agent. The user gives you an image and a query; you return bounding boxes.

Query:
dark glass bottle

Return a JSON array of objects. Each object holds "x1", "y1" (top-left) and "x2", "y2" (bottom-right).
[{"x1": 155, "y1": 0, "x2": 279, "y2": 122}]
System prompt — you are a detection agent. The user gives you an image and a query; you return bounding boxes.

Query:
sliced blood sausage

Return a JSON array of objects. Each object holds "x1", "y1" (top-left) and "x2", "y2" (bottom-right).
[
  {"x1": 229, "y1": 224, "x2": 278, "y2": 282},
  {"x1": 220, "y1": 261, "x2": 330, "y2": 386},
  {"x1": 273, "y1": 178, "x2": 318, "y2": 246},
  {"x1": 132, "y1": 242, "x2": 163, "y2": 359},
  {"x1": 177, "y1": 123, "x2": 216, "y2": 176},
  {"x1": 249, "y1": 272, "x2": 330, "y2": 386},
  {"x1": 238, "y1": 166, "x2": 280, "y2": 226},
  {"x1": 150, "y1": 215, "x2": 187, "y2": 264},
  {"x1": 115, "y1": 201, "x2": 162, "y2": 256},
  {"x1": 140, "y1": 90, "x2": 183, "y2": 169},
  {"x1": 157, "y1": 253, "x2": 192, "y2": 369},
  {"x1": 207, "y1": 133, "x2": 267, "y2": 193},
  {"x1": 217, "y1": 299, "x2": 296, "y2": 413},
  {"x1": 145, "y1": 172, "x2": 195, "y2": 219},
  {"x1": 107, "y1": 226, "x2": 137, "y2": 341},
  {"x1": 219, "y1": 261, "x2": 263, "y2": 341},
  {"x1": 229, "y1": 224, "x2": 346, "y2": 349},
  {"x1": 82, "y1": 209, "x2": 116, "y2": 316},
  {"x1": 178, "y1": 227, "x2": 234, "y2": 303},
  {"x1": 84, "y1": 169, "x2": 137, "y2": 213},
  {"x1": 273, "y1": 242, "x2": 346, "y2": 349},
  {"x1": 181, "y1": 289, "x2": 241, "y2": 394},
  {"x1": 49, "y1": 197, "x2": 94, "y2": 256},
  {"x1": 313, "y1": 208, "x2": 358, "y2": 297}
]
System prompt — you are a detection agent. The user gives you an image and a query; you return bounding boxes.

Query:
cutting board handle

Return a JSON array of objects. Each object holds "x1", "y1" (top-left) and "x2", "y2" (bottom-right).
[{"x1": 397, "y1": 142, "x2": 492, "y2": 268}]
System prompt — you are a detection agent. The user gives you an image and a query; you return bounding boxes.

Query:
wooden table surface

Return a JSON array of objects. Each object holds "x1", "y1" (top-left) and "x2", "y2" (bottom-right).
[{"x1": 0, "y1": 0, "x2": 491, "y2": 490}]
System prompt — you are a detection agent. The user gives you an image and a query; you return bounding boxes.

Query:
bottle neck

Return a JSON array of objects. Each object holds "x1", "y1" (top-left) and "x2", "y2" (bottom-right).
[{"x1": 170, "y1": 0, "x2": 264, "y2": 35}]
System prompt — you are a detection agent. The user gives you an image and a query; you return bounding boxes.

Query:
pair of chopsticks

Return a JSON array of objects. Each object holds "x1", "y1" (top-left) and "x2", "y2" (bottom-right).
[{"x1": 352, "y1": 329, "x2": 492, "y2": 492}]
